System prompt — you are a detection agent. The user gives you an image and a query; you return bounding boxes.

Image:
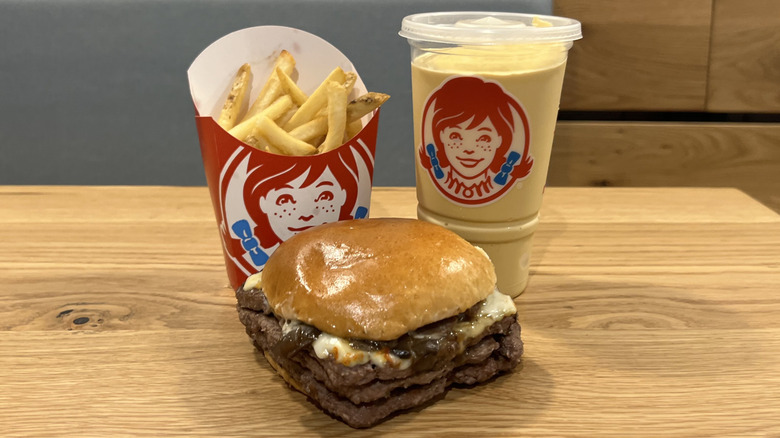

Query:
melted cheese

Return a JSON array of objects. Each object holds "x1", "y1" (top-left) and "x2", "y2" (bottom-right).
[
  {"x1": 313, "y1": 333, "x2": 412, "y2": 370},
  {"x1": 282, "y1": 319, "x2": 302, "y2": 335},
  {"x1": 453, "y1": 289, "x2": 517, "y2": 340},
  {"x1": 310, "y1": 289, "x2": 516, "y2": 369},
  {"x1": 243, "y1": 272, "x2": 263, "y2": 291}
]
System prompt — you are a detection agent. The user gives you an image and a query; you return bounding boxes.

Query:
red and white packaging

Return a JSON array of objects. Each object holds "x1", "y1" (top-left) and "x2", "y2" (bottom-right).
[{"x1": 188, "y1": 26, "x2": 380, "y2": 290}]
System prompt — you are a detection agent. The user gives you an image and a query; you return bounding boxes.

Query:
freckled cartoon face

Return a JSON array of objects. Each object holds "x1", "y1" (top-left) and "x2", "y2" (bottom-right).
[
  {"x1": 259, "y1": 167, "x2": 347, "y2": 242},
  {"x1": 440, "y1": 117, "x2": 502, "y2": 179}
]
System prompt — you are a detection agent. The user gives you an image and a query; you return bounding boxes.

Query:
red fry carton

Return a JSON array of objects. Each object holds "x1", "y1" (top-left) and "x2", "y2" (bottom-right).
[{"x1": 188, "y1": 26, "x2": 380, "y2": 290}]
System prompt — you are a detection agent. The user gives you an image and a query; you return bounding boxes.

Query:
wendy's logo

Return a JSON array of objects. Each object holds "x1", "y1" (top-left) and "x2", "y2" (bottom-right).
[
  {"x1": 216, "y1": 141, "x2": 374, "y2": 277},
  {"x1": 419, "y1": 76, "x2": 533, "y2": 206}
]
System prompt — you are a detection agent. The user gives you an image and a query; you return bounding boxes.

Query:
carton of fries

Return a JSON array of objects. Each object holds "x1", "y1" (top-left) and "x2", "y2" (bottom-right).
[{"x1": 188, "y1": 26, "x2": 386, "y2": 289}]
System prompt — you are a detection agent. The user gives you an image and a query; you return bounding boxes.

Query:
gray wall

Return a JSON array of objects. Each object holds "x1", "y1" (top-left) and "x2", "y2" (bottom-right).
[{"x1": 0, "y1": 0, "x2": 550, "y2": 186}]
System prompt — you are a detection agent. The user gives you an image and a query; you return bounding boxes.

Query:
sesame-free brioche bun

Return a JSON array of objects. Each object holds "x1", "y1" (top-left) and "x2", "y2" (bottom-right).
[{"x1": 261, "y1": 218, "x2": 497, "y2": 341}]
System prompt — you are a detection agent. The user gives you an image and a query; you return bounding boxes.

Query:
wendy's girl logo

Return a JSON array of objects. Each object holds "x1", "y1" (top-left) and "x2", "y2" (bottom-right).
[
  {"x1": 419, "y1": 76, "x2": 533, "y2": 206},
  {"x1": 214, "y1": 130, "x2": 375, "y2": 283}
]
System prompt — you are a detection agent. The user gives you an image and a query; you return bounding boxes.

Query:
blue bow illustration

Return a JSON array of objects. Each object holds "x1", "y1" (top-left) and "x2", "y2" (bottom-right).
[
  {"x1": 354, "y1": 206, "x2": 368, "y2": 219},
  {"x1": 231, "y1": 220, "x2": 269, "y2": 267},
  {"x1": 425, "y1": 143, "x2": 445, "y2": 179},
  {"x1": 494, "y1": 151, "x2": 522, "y2": 186}
]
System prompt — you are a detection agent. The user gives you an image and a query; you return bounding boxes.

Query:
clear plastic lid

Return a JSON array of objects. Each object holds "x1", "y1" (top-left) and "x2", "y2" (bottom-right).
[{"x1": 399, "y1": 11, "x2": 582, "y2": 45}]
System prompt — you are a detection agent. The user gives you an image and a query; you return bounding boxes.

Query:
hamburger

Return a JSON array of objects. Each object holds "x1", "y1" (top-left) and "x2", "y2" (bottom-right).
[{"x1": 235, "y1": 218, "x2": 523, "y2": 428}]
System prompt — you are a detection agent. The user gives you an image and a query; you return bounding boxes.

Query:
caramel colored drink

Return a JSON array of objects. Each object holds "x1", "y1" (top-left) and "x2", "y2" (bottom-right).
[{"x1": 400, "y1": 12, "x2": 581, "y2": 296}]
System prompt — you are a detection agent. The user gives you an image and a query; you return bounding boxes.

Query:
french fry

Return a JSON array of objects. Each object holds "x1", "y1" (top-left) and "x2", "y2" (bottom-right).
[
  {"x1": 286, "y1": 91, "x2": 387, "y2": 143},
  {"x1": 242, "y1": 50, "x2": 295, "y2": 122},
  {"x1": 243, "y1": 135, "x2": 261, "y2": 148},
  {"x1": 275, "y1": 104, "x2": 298, "y2": 127},
  {"x1": 243, "y1": 74, "x2": 283, "y2": 122},
  {"x1": 245, "y1": 135, "x2": 281, "y2": 154},
  {"x1": 216, "y1": 50, "x2": 389, "y2": 156},
  {"x1": 276, "y1": 67, "x2": 308, "y2": 106},
  {"x1": 346, "y1": 92, "x2": 389, "y2": 121},
  {"x1": 318, "y1": 81, "x2": 348, "y2": 153},
  {"x1": 217, "y1": 63, "x2": 252, "y2": 130},
  {"x1": 283, "y1": 67, "x2": 346, "y2": 131},
  {"x1": 310, "y1": 135, "x2": 326, "y2": 149},
  {"x1": 264, "y1": 142, "x2": 285, "y2": 155},
  {"x1": 345, "y1": 120, "x2": 363, "y2": 142},
  {"x1": 288, "y1": 116, "x2": 328, "y2": 142},
  {"x1": 343, "y1": 72, "x2": 357, "y2": 95},
  {"x1": 229, "y1": 95, "x2": 293, "y2": 142},
  {"x1": 256, "y1": 116, "x2": 317, "y2": 156},
  {"x1": 245, "y1": 95, "x2": 295, "y2": 142}
]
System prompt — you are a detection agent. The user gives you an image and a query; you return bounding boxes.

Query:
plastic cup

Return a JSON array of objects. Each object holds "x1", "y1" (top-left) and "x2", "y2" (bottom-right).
[{"x1": 399, "y1": 12, "x2": 582, "y2": 297}]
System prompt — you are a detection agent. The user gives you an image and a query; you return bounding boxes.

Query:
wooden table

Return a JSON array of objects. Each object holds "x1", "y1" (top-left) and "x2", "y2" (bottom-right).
[{"x1": 2, "y1": 186, "x2": 779, "y2": 437}]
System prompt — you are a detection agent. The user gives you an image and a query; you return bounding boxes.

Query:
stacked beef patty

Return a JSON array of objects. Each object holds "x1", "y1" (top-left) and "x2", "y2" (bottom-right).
[{"x1": 236, "y1": 287, "x2": 523, "y2": 428}]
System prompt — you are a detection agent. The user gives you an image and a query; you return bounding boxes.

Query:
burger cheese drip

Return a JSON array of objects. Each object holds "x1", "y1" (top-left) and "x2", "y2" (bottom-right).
[
  {"x1": 313, "y1": 333, "x2": 413, "y2": 370},
  {"x1": 310, "y1": 289, "x2": 515, "y2": 369},
  {"x1": 244, "y1": 272, "x2": 263, "y2": 291},
  {"x1": 453, "y1": 289, "x2": 516, "y2": 341}
]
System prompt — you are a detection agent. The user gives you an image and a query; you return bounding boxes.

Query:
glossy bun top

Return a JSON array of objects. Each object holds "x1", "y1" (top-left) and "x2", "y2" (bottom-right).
[{"x1": 261, "y1": 218, "x2": 497, "y2": 340}]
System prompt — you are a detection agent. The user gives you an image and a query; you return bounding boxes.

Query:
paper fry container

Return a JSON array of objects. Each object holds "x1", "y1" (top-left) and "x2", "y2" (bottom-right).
[{"x1": 188, "y1": 26, "x2": 380, "y2": 290}]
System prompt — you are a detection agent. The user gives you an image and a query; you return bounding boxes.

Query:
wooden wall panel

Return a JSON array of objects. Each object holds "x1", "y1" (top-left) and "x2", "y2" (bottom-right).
[
  {"x1": 707, "y1": 0, "x2": 780, "y2": 112},
  {"x1": 548, "y1": 122, "x2": 780, "y2": 212},
  {"x1": 554, "y1": 0, "x2": 712, "y2": 111}
]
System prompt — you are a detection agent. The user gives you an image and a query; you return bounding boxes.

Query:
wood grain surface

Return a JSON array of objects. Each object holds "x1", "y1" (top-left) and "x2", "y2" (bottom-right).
[
  {"x1": 707, "y1": 0, "x2": 780, "y2": 112},
  {"x1": 554, "y1": 0, "x2": 712, "y2": 111},
  {"x1": 2, "y1": 186, "x2": 779, "y2": 437},
  {"x1": 550, "y1": 121, "x2": 780, "y2": 212}
]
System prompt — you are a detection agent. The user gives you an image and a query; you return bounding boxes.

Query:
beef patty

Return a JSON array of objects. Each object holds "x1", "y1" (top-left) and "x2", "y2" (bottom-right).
[{"x1": 236, "y1": 286, "x2": 523, "y2": 428}]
